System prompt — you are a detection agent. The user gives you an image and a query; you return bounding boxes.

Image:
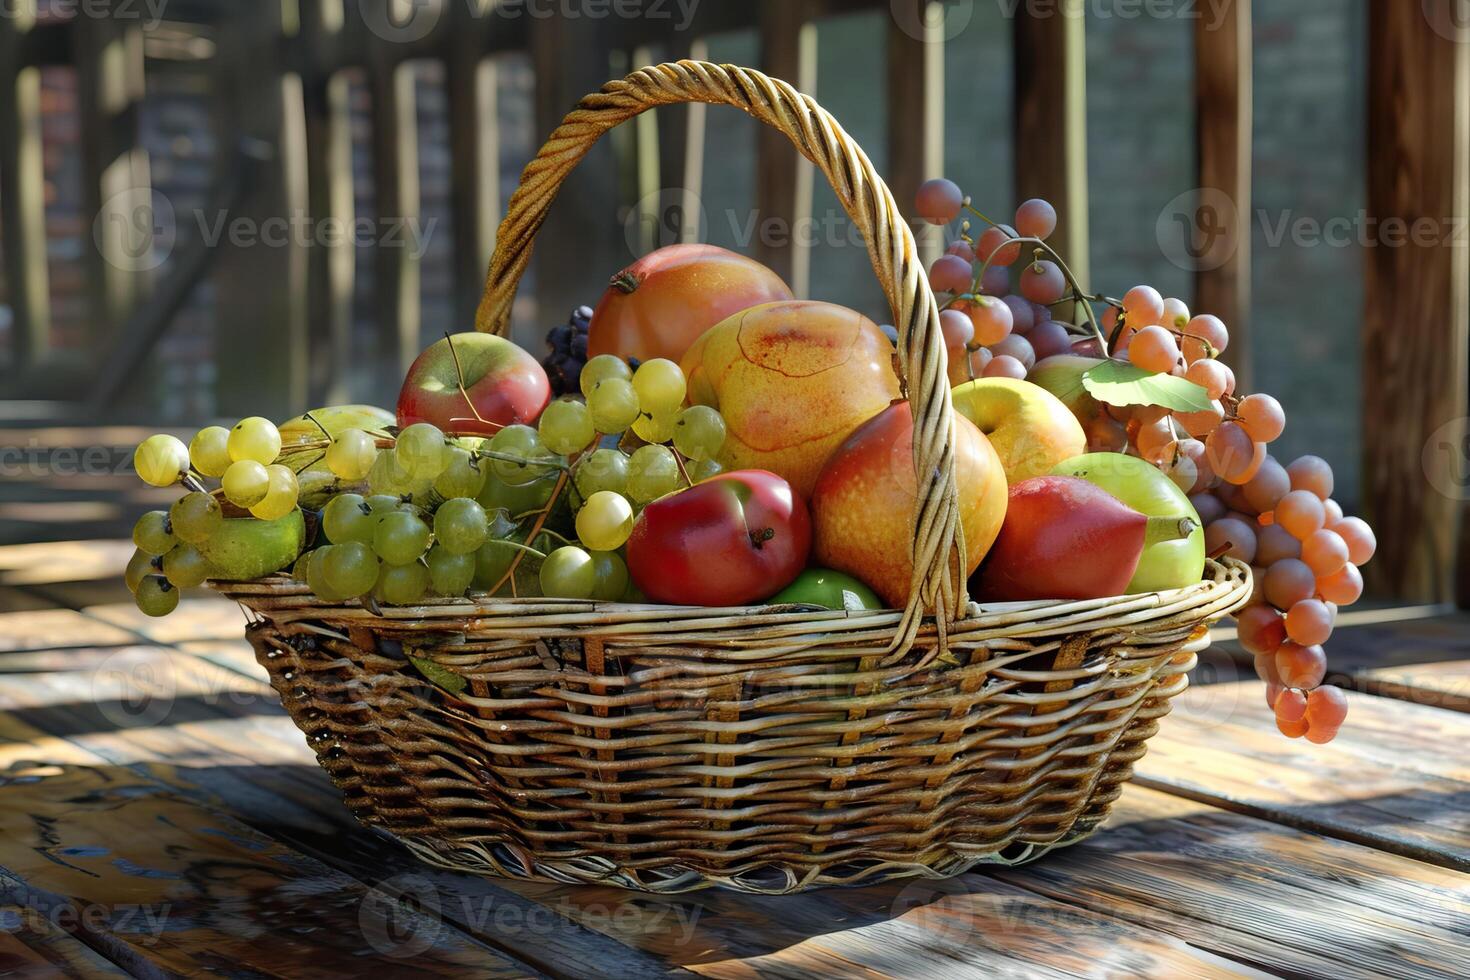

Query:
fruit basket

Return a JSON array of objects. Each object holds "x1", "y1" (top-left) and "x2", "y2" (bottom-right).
[{"x1": 202, "y1": 61, "x2": 1253, "y2": 894}]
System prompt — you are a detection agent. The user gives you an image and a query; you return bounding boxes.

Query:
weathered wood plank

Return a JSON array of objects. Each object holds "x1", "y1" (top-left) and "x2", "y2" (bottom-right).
[
  {"x1": 995, "y1": 785, "x2": 1470, "y2": 980},
  {"x1": 368, "y1": 56, "x2": 423, "y2": 384},
  {"x1": 0, "y1": 0, "x2": 50, "y2": 365},
  {"x1": 1193, "y1": 0, "x2": 1252, "y2": 388},
  {"x1": 302, "y1": 60, "x2": 357, "y2": 405},
  {"x1": 1359, "y1": 659, "x2": 1470, "y2": 714},
  {"x1": 74, "y1": 3, "x2": 152, "y2": 344},
  {"x1": 1363, "y1": 0, "x2": 1470, "y2": 603},
  {"x1": 447, "y1": 26, "x2": 501, "y2": 331},
  {"x1": 1013, "y1": 0, "x2": 1090, "y2": 293},
  {"x1": 757, "y1": 0, "x2": 818, "y2": 296},
  {"x1": 887, "y1": 0, "x2": 946, "y2": 267},
  {"x1": 1135, "y1": 682, "x2": 1470, "y2": 869},
  {"x1": 0, "y1": 610, "x2": 135, "y2": 653},
  {"x1": 0, "y1": 907, "x2": 132, "y2": 979}
]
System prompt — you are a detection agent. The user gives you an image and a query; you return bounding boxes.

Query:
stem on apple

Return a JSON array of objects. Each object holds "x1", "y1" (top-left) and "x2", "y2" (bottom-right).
[{"x1": 444, "y1": 332, "x2": 504, "y2": 432}]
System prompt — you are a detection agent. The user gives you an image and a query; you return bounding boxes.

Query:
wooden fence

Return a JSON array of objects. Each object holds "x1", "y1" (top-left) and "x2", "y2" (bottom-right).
[{"x1": 0, "y1": 0, "x2": 1465, "y2": 604}]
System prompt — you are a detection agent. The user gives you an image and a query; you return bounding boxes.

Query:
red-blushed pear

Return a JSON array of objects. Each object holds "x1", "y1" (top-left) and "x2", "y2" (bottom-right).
[
  {"x1": 588, "y1": 244, "x2": 794, "y2": 363},
  {"x1": 950, "y1": 377, "x2": 1087, "y2": 483},
  {"x1": 681, "y1": 300, "x2": 902, "y2": 499},
  {"x1": 810, "y1": 401, "x2": 1008, "y2": 608},
  {"x1": 972, "y1": 476, "x2": 1197, "y2": 601},
  {"x1": 397, "y1": 333, "x2": 551, "y2": 437}
]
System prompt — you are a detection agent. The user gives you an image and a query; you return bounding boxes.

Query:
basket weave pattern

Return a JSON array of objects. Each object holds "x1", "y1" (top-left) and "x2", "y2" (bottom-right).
[{"x1": 217, "y1": 61, "x2": 1253, "y2": 894}]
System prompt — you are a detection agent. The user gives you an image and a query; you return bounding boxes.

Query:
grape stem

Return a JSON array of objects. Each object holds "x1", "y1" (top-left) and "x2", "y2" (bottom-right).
[
  {"x1": 444, "y1": 332, "x2": 504, "y2": 433},
  {"x1": 962, "y1": 202, "x2": 1001, "y2": 229},
  {"x1": 969, "y1": 234, "x2": 1107, "y2": 349},
  {"x1": 488, "y1": 468, "x2": 568, "y2": 596},
  {"x1": 673, "y1": 449, "x2": 694, "y2": 488}
]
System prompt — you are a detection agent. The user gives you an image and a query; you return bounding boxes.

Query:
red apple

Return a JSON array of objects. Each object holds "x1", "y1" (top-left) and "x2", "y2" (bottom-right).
[
  {"x1": 588, "y1": 244, "x2": 793, "y2": 363},
  {"x1": 397, "y1": 333, "x2": 551, "y2": 437},
  {"x1": 810, "y1": 401, "x2": 1008, "y2": 608},
  {"x1": 626, "y1": 470, "x2": 810, "y2": 606}
]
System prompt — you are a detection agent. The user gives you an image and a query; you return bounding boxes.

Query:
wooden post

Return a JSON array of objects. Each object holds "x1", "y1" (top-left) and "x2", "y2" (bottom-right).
[
  {"x1": 1013, "y1": 0, "x2": 1090, "y2": 293},
  {"x1": 368, "y1": 59, "x2": 423, "y2": 386},
  {"x1": 657, "y1": 37, "x2": 707, "y2": 248},
  {"x1": 1363, "y1": 1, "x2": 1470, "y2": 604},
  {"x1": 1194, "y1": 0, "x2": 1253, "y2": 389},
  {"x1": 0, "y1": 0, "x2": 50, "y2": 364},
  {"x1": 528, "y1": 15, "x2": 621, "y2": 349},
  {"x1": 447, "y1": 9, "x2": 500, "y2": 333},
  {"x1": 213, "y1": 2, "x2": 311, "y2": 417},
  {"x1": 758, "y1": 1, "x2": 817, "y2": 297},
  {"x1": 74, "y1": 2, "x2": 152, "y2": 344},
  {"x1": 887, "y1": 0, "x2": 946, "y2": 266}
]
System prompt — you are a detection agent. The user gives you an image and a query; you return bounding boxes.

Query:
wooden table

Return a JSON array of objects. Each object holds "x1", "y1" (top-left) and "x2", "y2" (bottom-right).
[{"x1": 0, "y1": 540, "x2": 1466, "y2": 979}]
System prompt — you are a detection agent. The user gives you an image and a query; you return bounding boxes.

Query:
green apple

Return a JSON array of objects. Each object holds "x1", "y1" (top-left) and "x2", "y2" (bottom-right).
[
  {"x1": 951, "y1": 377, "x2": 1087, "y2": 484},
  {"x1": 1050, "y1": 453, "x2": 1205, "y2": 593},
  {"x1": 1028, "y1": 354, "x2": 1106, "y2": 428},
  {"x1": 769, "y1": 568, "x2": 884, "y2": 611},
  {"x1": 197, "y1": 509, "x2": 306, "y2": 582}
]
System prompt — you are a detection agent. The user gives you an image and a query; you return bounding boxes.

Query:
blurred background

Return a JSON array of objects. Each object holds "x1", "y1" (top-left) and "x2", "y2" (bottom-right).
[{"x1": 0, "y1": 0, "x2": 1464, "y2": 610}]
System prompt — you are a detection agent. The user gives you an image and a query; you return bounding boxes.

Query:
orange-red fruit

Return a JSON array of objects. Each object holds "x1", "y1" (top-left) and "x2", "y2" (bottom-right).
[
  {"x1": 1317, "y1": 563, "x2": 1364, "y2": 605},
  {"x1": 1301, "y1": 529, "x2": 1350, "y2": 578},
  {"x1": 811, "y1": 401, "x2": 1008, "y2": 608},
  {"x1": 1276, "y1": 489, "x2": 1327, "y2": 540},
  {"x1": 1305, "y1": 685, "x2": 1349, "y2": 728},
  {"x1": 588, "y1": 244, "x2": 793, "y2": 363},
  {"x1": 1275, "y1": 641, "x2": 1327, "y2": 689},
  {"x1": 682, "y1": 301, "x2": 901, "y2": 499},
  {"x1": 1285, "y1": 598, "x2": 1335, "y2": 646},
  {"x1": 1277, "y1": 714, "x2": 1310, "y2": 739},
  {"x1": 1274, "y1": 687, "x2": 1308, "y2": 723},
  {"x1": 1237, "y1": 604, "x2": 1286, "y2": 656}
]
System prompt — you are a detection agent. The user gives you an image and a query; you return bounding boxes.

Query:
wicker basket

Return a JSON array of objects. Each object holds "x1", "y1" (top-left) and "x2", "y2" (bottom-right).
[{"x1": 215, "y1": 61, "x2": 1252, "y2": 895}]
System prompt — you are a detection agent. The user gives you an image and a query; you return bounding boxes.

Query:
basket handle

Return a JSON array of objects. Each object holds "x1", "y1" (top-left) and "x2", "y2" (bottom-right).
[{"x1": 476, "y1": 61, "x2": 966, "y2": 660}]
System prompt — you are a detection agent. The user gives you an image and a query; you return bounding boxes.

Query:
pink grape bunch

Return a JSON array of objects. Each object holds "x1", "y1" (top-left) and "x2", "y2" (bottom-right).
[
  {"x1": 913, "y1": 177, "x2": 1379, "y2": 746},
  {"x1": 914, "y1": 179, "x2": 1091, "y2": 386}
]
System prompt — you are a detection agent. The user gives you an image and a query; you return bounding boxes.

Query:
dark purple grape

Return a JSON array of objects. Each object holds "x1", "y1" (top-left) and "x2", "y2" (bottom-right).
[
  {"x1": 570, "y1": 334, "x2": 588, "y2": 359},
  {"x1": 547, "y1": 324, "x2": 574, "y2": 351},
  {"x1": 574, "y1": 305, "x2": 594, "y2": 322}
]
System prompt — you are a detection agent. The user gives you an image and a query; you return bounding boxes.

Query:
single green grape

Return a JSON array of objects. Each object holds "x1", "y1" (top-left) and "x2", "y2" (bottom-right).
[
  {"x1": 433, "y1": 447, "x2": 487, "y2": 499},
  {"x1": 373, "y1": 510, "x2": 432, "y2": 566},
  {"x1": 189, "y1": 426, "x2": 233, "y2": 478},
  {"x1": 291, "y1": 549, "x2": 314, "y2": 582},
  {"x1": 626, "y1": 445, "x2": 681, "y2": 504},
  {"x1": 426, "y1": 545, "x2": 476, "y2": 597},
  {"x1": 307, "y1": 545, "x2": 346, "y2": 600},
  {"x1": 249, "y1": 465, "x2": 300, "y2": 521},
  {"x1": 134, "y1": 575, "x2": 180, "y2": 617},
  {"x1": 589, "y1": 550, "x2": 630, "y2": 602},
  {"x1": 326, "y1": 429, "x2": 378, "y2": 481},
  {"x1": 323, "y1": 493, "x2": 375, "y2": 544},
  {"x1": 587, "y1": 378, "x2": 641, "y2": 434},
  {"x1": 540, "y1": 546, "x2": 597, "y2": 599},
  {"x1": 632, "y1": 410, "x2": 678, "y2": 445},
  {"x1": 690, "y1": 458, "x2": 724, "y2": 483},
  {"x1": 163, "y1": 545, "x2": 212, "y2": 589},
  {"x1": 478, "y1": 471, "x2": 558, "y2": 517},
  {"x1": 228, "y1": 416, "x2": 282, "y2": 465},
  {"x1": 396, "y1": 423, "x2": 450, "y2": 480},
  {"x1": 133, "y1": 511, "x2": 176, "y2": 556},
  {"x1": 367, "y1": 449, "x2": 415, "y2": 497},
  {"x1": 573, "y1": 448, "x2": 630, "y2": 498},
  {"x1": 580, "y1": 354, "x2": 632, "y2": 397},
  {"x1": 488, "y1": 425, "x2": 557, "y2": 487},
  {"x1": 575, "y1": 491, "x2": 634, "y2": 552},
  {"x1": 632, "y1": 358, "x2": 687, "y2": 415},
  {"x1": 673, "y1": 405, "x2": 728, "y2": 461},
  {"x1": 170, "y1": 492, "x2": 223, "y2": 546},
  {"x1": 539, "y1": 399, "x2": 597, "y2": 455},
  {"x1": 321, "y1": 541, "x2": 380, "y2": 598},
  {"x1": 134, "y1": 434, "x2": 190, "y2": 487},
  {"x1": 222, "y1": 460, "x2": 270, "y2": 507},
  {"x1": 434, "y1": 498, "x2": 489, "y2": 555},
  {"x1": 125, "y1": 549, "x2": 159, "y2": 593},
  {"x1": 376, "y1": 560, "x2": 431, "y2": 605},
  {"x1": 366, "y1": 493, "x2": 407, "y2": 515}
]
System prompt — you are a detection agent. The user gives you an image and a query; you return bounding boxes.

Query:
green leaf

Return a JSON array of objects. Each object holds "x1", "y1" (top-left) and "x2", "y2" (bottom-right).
[
  {"x1": 406, "y1": 652, "x2": 467, "y2": 696},
  {"x1": 1082, "y1": 360, "x2": 1214, "y2": 413}
]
